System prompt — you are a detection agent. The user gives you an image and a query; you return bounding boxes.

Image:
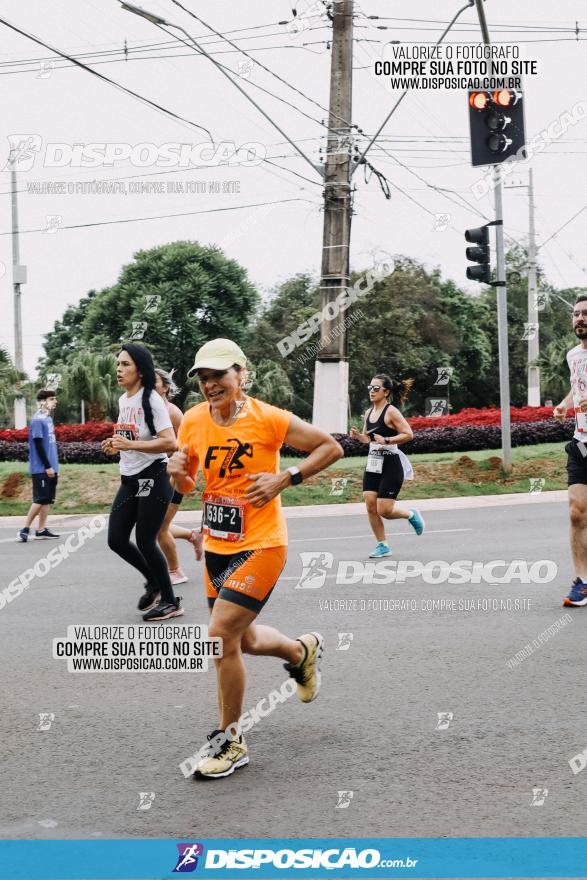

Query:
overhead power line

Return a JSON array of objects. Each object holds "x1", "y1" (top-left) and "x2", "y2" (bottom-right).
[
  {"x1": 540, "y1": 203, "x2": 587, "y2": 249},
  {"x1": 0, "y1": 15, "x2": 213, "y2": 141},
  {"x1": 0, "y1": 16, "x2": 324, "y2": 194},
  {"x1": 351, "y1": 0, "x2": 475, "y2": 176},
  {"x1": 0, "y1": 198, "x2": 318, "y2": 236},
  {"x1": 168, "y1": 0, "x2": 354, "y2": 131},
  {"x1": 123, "y1": 8, "x2": 320, "y2": 176}
]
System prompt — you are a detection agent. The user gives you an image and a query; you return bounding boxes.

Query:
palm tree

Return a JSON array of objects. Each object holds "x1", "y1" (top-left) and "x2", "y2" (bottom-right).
[
  {"x1": 539, "y1": 336, "x2": 574, "y2": 402},
  {"x1": 60, "y1": 352, "x2": 118, "y2": 421},
  {"x1": 252, "y1": 359, "x2": 294, "y2": 408},
  {"x1": 0, "y1": 347, "x2": 26, "y2": 426}
]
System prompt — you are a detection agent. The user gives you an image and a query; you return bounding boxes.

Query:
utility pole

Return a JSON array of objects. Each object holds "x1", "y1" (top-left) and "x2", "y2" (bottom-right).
[
  {"x1": 527, "y1": 168, "x2": 540, "y2": 405},
  {"x1": 10, "y1": 154, "x2": 27, "y2": 429},
  {"x1": 312, "y1": 0, "x2": 353, "y2": 432},
  {"x1": 474, "y1": 0, "x2": 512, "y2": 472},
  {"x1": 503, "y1": 171, "x2": 540, "y2": 406}
]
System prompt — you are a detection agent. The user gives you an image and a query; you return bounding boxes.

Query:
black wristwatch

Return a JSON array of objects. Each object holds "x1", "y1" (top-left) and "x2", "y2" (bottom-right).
[{"x1": 286, "y1": 466, "x2": 303, "y2": 486}]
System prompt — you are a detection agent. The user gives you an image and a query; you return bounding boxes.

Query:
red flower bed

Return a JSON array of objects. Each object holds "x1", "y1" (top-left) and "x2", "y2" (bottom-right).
[
  {"x1": 0, "y1": 422, "x2": 115, "y2": 442},
  {"x1": 407, "y1": 405, "x2": 571, "y2": 430},
  {"x1": 0, "y1": 407, "x2": 573, "y2": 442}
]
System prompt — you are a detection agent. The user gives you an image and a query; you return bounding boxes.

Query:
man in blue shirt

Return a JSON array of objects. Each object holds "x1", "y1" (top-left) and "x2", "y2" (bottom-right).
[{"x1": 18, "y1": 389, "x2": 61, "y2": 542}]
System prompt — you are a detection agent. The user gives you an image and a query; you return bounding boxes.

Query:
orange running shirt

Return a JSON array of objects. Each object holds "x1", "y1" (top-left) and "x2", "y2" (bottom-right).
[{"x1": 177, "y1": 397, "x2": 292, "y2": 554}]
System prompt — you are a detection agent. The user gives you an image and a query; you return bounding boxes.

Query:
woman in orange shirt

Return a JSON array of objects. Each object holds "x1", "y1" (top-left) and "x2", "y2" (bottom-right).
[{"x1": 168, "y1": 338, "x2": 342, "y2": 779}]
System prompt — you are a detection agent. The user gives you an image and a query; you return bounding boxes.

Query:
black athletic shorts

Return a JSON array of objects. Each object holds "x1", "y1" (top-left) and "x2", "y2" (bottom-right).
[
  {"x1": 362, "y1": 452, "x2": 404, "y2": 499},
  {"x1": 31, "y1": 473, "x2": 58, "y2": 505},
  {"x1": 171, "y1": 489, "x2": 184, "y2": 505},
  {"x1": 566, "y1": 439, "x2": 587, "y2": 486}
]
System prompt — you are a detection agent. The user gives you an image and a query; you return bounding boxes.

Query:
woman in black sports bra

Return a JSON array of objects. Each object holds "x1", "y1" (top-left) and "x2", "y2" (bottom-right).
[{"x1": 351, "y1": 373, "x2": 425, "y2": 558}]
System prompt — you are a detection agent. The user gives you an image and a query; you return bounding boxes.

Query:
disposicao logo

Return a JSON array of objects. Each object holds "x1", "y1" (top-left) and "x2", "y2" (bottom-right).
[{"x1": 173, "y1": 843, "x2": 204, "y2": 873}]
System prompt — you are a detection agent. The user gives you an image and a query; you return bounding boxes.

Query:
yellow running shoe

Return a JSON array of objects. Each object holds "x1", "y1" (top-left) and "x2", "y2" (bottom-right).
[
  {"x1": 284, "y1": 632, "x2": 324, "y2": 703},
  {"x1": 194, "y1": 735, "x2": 248, "y2": 779}
]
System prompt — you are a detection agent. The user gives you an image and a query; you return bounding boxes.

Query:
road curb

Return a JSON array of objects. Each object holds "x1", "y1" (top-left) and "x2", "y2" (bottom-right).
[{"x1": 0, "y1": 489, "x2": 567, "y2": 528}]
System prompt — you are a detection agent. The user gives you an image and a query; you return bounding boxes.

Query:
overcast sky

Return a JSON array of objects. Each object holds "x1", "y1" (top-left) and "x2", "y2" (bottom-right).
[{"x1": 1, "y1": 0, "x2": 586, "y2": 376}]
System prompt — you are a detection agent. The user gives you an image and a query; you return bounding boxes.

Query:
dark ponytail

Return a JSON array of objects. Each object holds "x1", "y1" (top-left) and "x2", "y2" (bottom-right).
[
  {"x1": 120, "y1": 343, "x2": 157, "y2": 436},
  {"x1": 374, "y1": 373, "x2": 414, "y2": 407}
]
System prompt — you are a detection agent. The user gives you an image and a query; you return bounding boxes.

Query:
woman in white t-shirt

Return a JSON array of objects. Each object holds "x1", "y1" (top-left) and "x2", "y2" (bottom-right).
[{"x1": 101, "y1": 343, "x2": 183, "y2": 620}]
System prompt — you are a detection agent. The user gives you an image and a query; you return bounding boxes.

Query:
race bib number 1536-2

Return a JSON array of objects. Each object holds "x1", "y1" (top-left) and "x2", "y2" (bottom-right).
[{"x1": 202, "y1": 493, "x2": 245, "y2": 541}]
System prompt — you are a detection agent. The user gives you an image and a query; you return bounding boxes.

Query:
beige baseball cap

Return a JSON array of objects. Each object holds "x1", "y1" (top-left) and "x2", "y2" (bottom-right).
[{"x1": 187, "y1": 338, "x2": 247, "y2": 377}]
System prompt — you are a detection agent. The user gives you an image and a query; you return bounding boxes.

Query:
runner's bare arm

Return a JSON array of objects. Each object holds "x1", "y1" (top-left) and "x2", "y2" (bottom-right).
[
  {"x1": 350, "y1": 410, "x2": 371, "y2": 443},
  {"x1": 371, "y1": 405, "x2": 413, "y2": 446},
  {"x1": 554, "y1": 390, "x2": 573, "y2": 423},
  {"x1": 282, "y1": 415, "x2": 343, "y2": 477},
  {"x1": 169, "y1": 405, "x2": 183, "y2": 435},
  {"x1": 246, "y1": 416, "x2": 343, "y2": 507},
  {"x1": 110, "y1": 427, "x2": 176, "y2": 454}
]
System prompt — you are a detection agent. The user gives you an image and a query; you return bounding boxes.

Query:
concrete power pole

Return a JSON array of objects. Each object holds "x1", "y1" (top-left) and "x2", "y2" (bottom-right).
[
  {"x1": 312, "y1": 0, "x2": 353, "y2": 432},
  {"x1": 10, "y1": 155, "x2": 27, "y2": 429},
  {"x1": 527, "y1": 167, "x2": 540, "y2": 405}
]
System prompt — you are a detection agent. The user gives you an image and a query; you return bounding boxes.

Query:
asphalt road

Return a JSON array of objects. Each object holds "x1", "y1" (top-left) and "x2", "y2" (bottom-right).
[{"x1": 0, "y1": 497, "x2": 584, "y2": 842}]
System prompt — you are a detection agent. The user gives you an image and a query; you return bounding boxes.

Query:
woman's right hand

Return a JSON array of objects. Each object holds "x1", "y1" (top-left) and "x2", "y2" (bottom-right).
[
  {"x1": 167, "y1": 444, "x2": 190, "y2": 480},
  {"x1": 101, "y1": 438, "x2": 117, "y2": 456}
]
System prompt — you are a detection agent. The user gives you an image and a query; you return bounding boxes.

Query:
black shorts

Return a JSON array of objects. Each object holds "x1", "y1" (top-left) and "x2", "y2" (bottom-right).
[
  {"x1": 31, "y1": 473, "x2": 58, "y2": 505},
  {"x1": 566, "y1": 439, "x2": 587, "y2": 486},
  {"x1": 171, "y1": 489, "x2": 184, "y2": 505},
  {"x1": 362, "y1": 452, "x2": 404, "y2": 499}
]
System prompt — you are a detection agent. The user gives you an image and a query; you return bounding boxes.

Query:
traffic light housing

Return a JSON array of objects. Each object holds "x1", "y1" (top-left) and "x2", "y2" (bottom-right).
[
  {"x1": 468, "y1": 89, "x2": 526, "y2": 167},
  {"x1": 465, "y1": 225, "x2": 490, "y2": 283}
]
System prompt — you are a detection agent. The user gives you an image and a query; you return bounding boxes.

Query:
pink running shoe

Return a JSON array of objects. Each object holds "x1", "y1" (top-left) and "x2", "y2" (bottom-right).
[{"x1": 169, "y1": 567, "x2": 188, "y2": 585}]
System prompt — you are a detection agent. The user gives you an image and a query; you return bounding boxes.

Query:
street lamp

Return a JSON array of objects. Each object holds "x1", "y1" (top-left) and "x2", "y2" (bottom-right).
[
  {"x1": 117, "y1": 0, "x2": 317, "y2": 173},
  {"x1": 119, "y1": 2, "x2": 168, "y2": 25}
]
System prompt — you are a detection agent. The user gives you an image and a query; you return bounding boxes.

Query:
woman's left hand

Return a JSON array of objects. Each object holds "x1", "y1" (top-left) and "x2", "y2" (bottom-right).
[
  {"x1": 372, "y1": 433, "x2": 385, "y2": 445},
  {"x1": 245, "y1": 472, "x2": 285, "y2": 507},
  {"x1": 110, "y1": 435, "x2": 134, "y2": 451}
]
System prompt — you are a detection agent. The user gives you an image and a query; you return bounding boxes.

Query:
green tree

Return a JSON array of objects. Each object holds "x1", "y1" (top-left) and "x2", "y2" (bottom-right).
[
  {"x1": 347, "y1": 258, "x2": 494, "y2": 416},
  {"x1": 477, "y1": 243, "x2": 571, "y2": 406},
  {"x1": 39, "y1": 242, "x2": 259, "y2": 409},
  {"x1": 246, "y1": 262, "x2": 497, "y2": 418},
  {"x1": 245, "y1": 273, "x2": 318, "y2": 418},
  {"x1": 39, "y1": 290, "x2": 99, "y2": 372},
  {"x1": 250, "y1": 359, "x2": 295, "y2": 408},
  {"x1": 0, "y1": 347, "x2": 26, "y2": 427},
  {"x1": 59, "y1": 352, "x2": 119, "y2": 421},
  {"x1": 539, "y1": 336, "x2": 574, "y2": 403}
]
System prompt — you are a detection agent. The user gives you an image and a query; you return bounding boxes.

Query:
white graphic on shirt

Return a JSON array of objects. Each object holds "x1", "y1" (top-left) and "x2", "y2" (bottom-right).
[{"x1": 568, "y1": 345, "x2": 587, "y2": 438}]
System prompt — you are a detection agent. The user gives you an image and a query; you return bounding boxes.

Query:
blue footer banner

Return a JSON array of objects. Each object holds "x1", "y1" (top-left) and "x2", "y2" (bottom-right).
[{"x1": 0, "y1": 838, "x2": 587, "y2": 879}]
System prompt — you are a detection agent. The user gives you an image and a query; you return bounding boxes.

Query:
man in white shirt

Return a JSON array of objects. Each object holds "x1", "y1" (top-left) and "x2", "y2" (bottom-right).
[{"x1": 554, "y1": 294, "x2": 587, "y2": 605}]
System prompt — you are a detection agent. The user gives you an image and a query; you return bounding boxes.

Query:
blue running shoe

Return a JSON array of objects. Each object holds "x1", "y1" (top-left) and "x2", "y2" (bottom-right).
[
  {"x1": 369, "y1": 542, "x2": 392, "y2": 558},
  {"x1": 408, "y1": 509, "x2": 425, "y2": 536},
  {"x1": 563, "y1": 578, "x2": 587, "y2": 607}
]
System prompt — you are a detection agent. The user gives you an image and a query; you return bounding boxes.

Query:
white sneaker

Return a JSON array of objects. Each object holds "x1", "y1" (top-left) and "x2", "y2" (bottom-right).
[{"x1": 169, "y1": 568, "x2": 188, "y2": 585}]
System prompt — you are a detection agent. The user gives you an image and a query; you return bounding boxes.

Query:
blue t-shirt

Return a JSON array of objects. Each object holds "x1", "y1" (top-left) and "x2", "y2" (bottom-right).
[{"x1": 28, "y1": 410, "x2": 59, "y2": 475}]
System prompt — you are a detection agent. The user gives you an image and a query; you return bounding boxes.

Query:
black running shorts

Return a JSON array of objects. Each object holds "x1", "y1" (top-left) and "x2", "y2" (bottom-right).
[
  {"x1": 31, "y1": 473, "x2": 58, "y2": 505},
  {"x1": 362, "y1": 452, "x2": 404, "y2": 499},
  {"x1": 566, "y1": 439, "x2": 587, "y2": 486}
]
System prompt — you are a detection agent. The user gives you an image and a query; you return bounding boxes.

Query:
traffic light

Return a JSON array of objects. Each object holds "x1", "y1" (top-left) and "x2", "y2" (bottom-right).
[
  {"x1": 468, "y1": 89, "x2": 526, "y2": 167},
  {"x1": 465, "y1": 225, "x2": 490, "y2": 283}
]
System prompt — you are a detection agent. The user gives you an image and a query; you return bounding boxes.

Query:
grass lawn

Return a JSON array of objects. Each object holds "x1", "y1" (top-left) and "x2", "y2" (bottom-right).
[{"x1": 0, "y1": 442, "x2": 567, "y2": 516}]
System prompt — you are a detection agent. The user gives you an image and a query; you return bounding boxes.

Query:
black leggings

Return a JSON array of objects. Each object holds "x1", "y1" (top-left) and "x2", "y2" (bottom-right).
[{"x1": 107, "y1": 460, "x2": 175, "y2": 603}]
